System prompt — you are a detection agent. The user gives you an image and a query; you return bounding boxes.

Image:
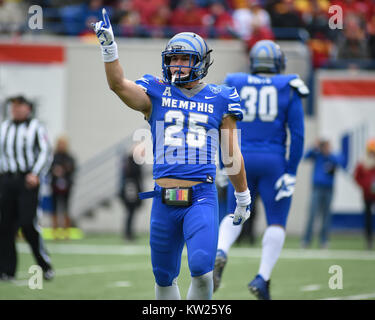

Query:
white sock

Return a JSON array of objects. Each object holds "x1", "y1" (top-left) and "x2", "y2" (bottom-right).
[
  {"x1": 155, "y1": 278, "x2": 181, "y2": 300},
  {"x1": 217, "y1": 214, "x2": 243, "y2": 254},
  {"x1": 187, "y1": 271, "x2": 213, "y2": 300},
  {"x1": 258, "y1": 225, "x2": 286, "y2": 281}
]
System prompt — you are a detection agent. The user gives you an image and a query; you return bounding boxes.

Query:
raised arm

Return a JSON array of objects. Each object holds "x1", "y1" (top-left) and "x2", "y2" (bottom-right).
[
  {"x1": 92, "y1": 9, "x2": 152, "y2": 117},
  {"x1": 104, "y1": 60, "x2": 151, "y2": 117}
]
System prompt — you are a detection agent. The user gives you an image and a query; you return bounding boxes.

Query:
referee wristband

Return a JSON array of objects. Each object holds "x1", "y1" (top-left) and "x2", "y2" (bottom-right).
[
  {"x1": 234, "y1": 189, "x2": 251, "y2": 207},
  {"x1": 101, "y1": 41, "x2": 118, "y2": 63}
]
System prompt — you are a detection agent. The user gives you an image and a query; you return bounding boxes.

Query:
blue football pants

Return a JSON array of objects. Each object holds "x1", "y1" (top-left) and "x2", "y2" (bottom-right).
[{"x1": 150, "y1": 183, "x2": 218, "y2": 287}]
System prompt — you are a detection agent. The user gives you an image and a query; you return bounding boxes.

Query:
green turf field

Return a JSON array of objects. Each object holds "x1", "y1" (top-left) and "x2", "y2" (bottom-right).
[{"x1": 0, "y1": 232, "x2": 374, "y2": 300}]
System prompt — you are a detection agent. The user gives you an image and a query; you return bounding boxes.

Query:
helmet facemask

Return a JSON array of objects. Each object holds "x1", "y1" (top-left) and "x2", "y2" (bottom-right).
[
  {"x1": 161, "y1": 32, "x2": 212, "y2": 85},
  {"x1": 162, "y1": 51, "x2": 201, "y2": 85}
]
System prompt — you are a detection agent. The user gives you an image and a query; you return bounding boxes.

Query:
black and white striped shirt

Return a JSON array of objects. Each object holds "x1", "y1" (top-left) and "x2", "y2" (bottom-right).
[{"x1": 0, "y1": 118, "x2": 52, "y2": 176}]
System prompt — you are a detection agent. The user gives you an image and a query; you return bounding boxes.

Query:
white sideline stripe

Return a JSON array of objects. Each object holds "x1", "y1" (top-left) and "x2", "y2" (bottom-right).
[
  {"x1": 12, "y1": 263, "x2": 149, "y2": 287},
  {"x1": 108, "y1": 281, "x2": 132, "y2": 288},
  {"x1": 300, "y1": 284, "x2": 322, "y2": 292},
  {"x1": 17, "y1": 243, "x2": 150, "y2": 255},
  {"x1": 16, "y1": 243, "x2": 375, "y2": 260},
  {"x1": 321, "y1": 292, "x2": 375, "y2": 300}
]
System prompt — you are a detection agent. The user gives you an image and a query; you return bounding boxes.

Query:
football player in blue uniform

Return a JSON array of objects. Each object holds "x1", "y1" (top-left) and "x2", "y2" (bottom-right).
[
  {"x1": 213, "y1": 40, "x2": 309, "y2": 300},
  {"x1": 92, "y1": 9, "x2": 251, "y2": 300}
]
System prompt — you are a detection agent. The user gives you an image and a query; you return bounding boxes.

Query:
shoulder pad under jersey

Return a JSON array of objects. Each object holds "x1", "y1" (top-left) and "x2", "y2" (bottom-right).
[{"x1": 289, "y1": 77, "x2": 309, "y2": 97}]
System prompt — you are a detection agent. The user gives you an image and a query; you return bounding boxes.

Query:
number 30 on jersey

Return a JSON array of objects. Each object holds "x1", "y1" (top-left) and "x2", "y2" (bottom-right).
[{"x1": 240, "y1": 86, "x2": 278, "y2": 122}]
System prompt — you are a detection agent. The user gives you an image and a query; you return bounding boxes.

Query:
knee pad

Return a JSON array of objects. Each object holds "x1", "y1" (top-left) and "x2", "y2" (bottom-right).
[
  {"x1": 189, "y1": 249, "x2": 213, "y2": 277},
  {"x1": 153, "y1": 267, "x2": 175, "y2": 287}
]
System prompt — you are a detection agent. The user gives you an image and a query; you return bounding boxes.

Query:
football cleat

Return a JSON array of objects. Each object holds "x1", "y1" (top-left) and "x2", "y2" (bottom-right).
[
  {"x1": 213, "y1": 249, "x2": 227, "y2": 293},
  {"x1": 248, "y1": 274, "x2": 271, "y2": 300},
  {"x1": 43, "y1": 268, "x2": 55, "y2": 281}
]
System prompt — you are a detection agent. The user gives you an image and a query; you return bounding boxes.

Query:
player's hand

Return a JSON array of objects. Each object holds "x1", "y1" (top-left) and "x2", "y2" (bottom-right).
[
  {"x1": 230, "y1": 205, "x2": 251, "y2": 225},
  {"x1": 216, "y1": 168, "x2": 228, "y2": 188},
  {"x1": 92, "y1": 8, "x2": 114, "y2": 46},
  {"x1": 274, "y1": 173, "x2": 296, "y2": 201},
  {"x1": 25, "y1": 173, "x2": 39, "y2": 189},
  {"x1": 231, "y1": 188, "x2": 251, "y2": 225}
]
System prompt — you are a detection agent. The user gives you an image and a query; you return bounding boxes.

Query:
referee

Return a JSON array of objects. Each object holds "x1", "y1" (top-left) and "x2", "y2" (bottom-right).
[{"x1": 0, "y1": 95, "x2": 54, "y2": 281}]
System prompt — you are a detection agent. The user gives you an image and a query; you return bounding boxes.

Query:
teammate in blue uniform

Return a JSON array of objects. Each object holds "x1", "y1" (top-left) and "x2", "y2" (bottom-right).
[
  {"x1": 92, "y1": 9, "x2": 251, "y2": 300},
  {"x1": 213, "y1": 40, "x2": 309, "y2": 300}
]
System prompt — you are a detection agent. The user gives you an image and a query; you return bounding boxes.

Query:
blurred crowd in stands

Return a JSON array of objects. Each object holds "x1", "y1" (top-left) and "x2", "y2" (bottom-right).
[{"x1": 1, "y1": 0, "x2": 375, "y2": 68}]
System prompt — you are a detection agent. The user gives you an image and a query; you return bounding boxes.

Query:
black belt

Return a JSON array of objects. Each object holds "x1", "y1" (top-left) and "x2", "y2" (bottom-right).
[{"x1": 139, "y1": 186, "x2": 194, "y2": 207}]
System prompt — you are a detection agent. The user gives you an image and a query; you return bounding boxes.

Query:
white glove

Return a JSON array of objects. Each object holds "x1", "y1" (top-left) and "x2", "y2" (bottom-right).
[
  {"x1": 92, "y1": 8, "x2": 114, "y2": 46},
  {"x1": 274, "y1": 173, "x2": 296, "y2": 201},
  {"x1": 92, "y1": 8, "x2": 118, "y2": 62},
  {"x1": 230, "y1": 189, "x2": 251, "y2": 225},
  {"x1": 216, "y1": 168, "x2": 228, "y2": 188}
]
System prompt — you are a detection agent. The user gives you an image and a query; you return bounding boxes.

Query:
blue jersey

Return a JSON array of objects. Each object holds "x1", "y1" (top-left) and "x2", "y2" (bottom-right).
[
  {"x1": 224, "y1": 73, "x2": 308, "y2": 175},
  {"x1": 136, "y1": 74, "x2": 243, "y2": 182},
  {"x1": 304, "y1": 148, "x2": 345, "y2": 187}
]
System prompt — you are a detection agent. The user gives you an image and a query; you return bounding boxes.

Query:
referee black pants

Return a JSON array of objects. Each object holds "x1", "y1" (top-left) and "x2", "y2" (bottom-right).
[{"x1": 0, "y1": 173, "x2": 52, "y2": 277}]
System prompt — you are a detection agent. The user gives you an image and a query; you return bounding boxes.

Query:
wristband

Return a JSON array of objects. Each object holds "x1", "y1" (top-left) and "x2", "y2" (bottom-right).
[
  {"x1": 101, "y1": 41, "x2": 118, "y2": 62},
  {"x1": 234, "y1": 189, "x2": 251, "y2": 207}
]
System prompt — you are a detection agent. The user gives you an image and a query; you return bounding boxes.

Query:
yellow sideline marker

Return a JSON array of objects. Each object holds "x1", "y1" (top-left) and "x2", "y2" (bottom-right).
[{"x1": 42, "y1": 227, "x2": 84, "y2": 240}]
